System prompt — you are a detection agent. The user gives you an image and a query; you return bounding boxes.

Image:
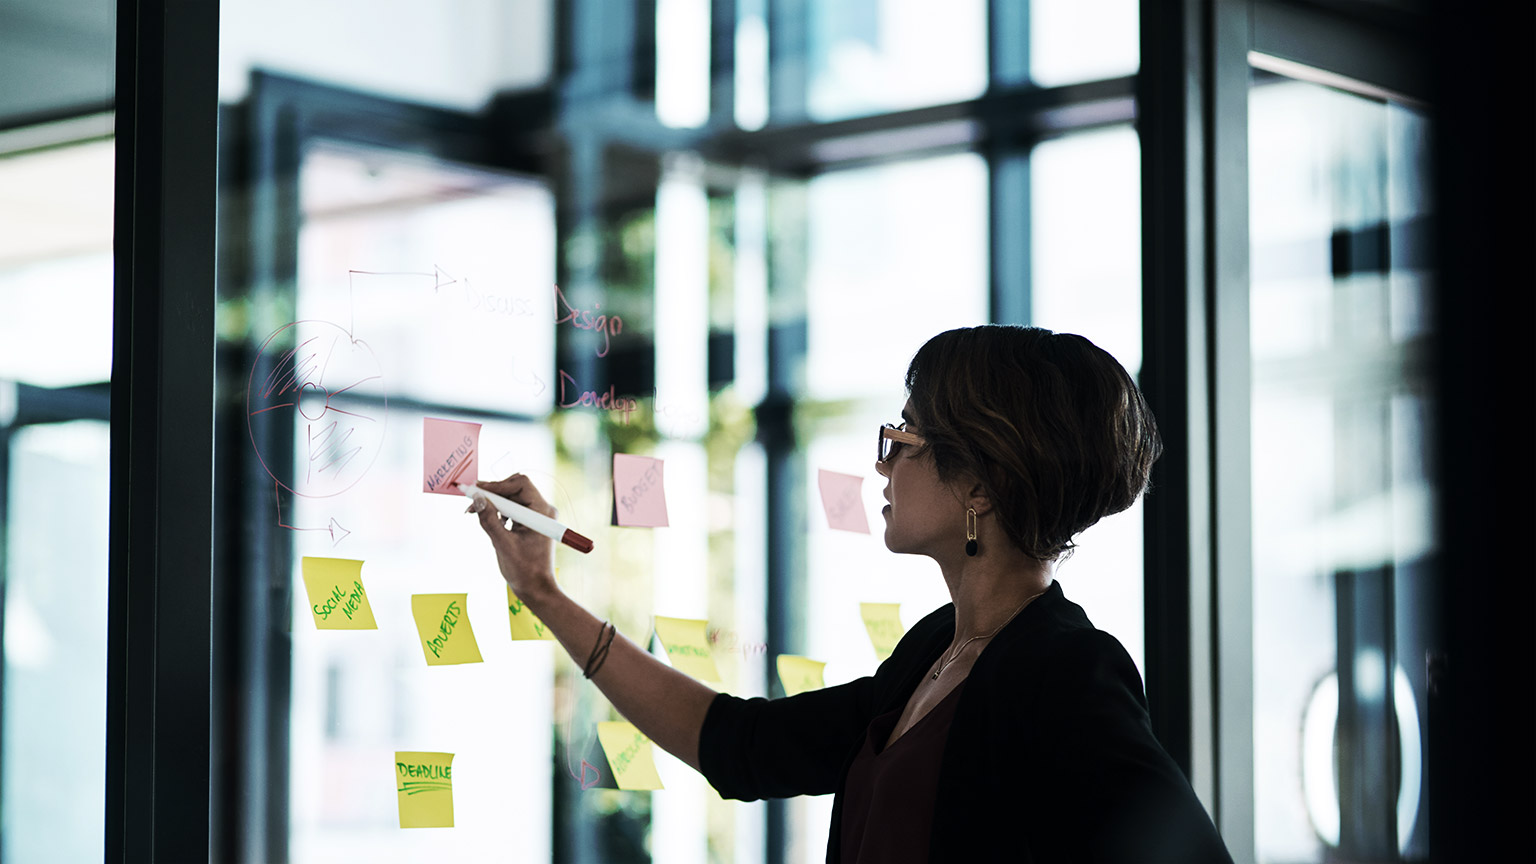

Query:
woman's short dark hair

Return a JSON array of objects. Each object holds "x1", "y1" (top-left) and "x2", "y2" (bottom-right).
[{"x1": 904, "y1": 325, "x2": 1162, "y2": 562}]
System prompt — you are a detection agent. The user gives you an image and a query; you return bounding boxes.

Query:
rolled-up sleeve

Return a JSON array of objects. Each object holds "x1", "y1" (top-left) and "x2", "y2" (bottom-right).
[{"x1": 698, "y1": 676, "x2": 876, "y2": 801}]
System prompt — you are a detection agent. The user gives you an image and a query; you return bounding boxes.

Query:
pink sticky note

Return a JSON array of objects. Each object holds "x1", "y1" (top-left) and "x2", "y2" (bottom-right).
[
  {"x1": 423, "y1": 418, "x2": 480, "y2": 495},
  {"x1": 613, "y1": 453, "x2": 668, "y2": 527},
  {"x1": 818, "y1": 469, "x2": 871, "y2": 533}
]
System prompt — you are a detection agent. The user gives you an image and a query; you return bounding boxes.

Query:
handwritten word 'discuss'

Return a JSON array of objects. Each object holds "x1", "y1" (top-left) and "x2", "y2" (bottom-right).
[
  {"x1": 612, "y1": 453, "x2": 669, "y2": 527},
  {"x1": 557, "y1": 369, "x2": 638, "y2": 424},
  {"x1": 411, "y1": 593, "x2": 484, "y2": 666},
  {"x1": 553, "y1": 284, "x2": 623, "y2": 358},
  {"x1": 300, "y1": 557, "x2": 378, "y2": 630},
  {"x1": 395, "y1": 751, "x2": 455, "y2": 828}
]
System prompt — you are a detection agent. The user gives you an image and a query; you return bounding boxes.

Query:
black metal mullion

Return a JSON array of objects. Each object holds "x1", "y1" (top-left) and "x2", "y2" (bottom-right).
[
  {"x1": 1139, "y1": 0, "x2": 1208, "y2": 797},
  {"x1": 108, "y1": 0, "x2": 220, "y2": 861}
]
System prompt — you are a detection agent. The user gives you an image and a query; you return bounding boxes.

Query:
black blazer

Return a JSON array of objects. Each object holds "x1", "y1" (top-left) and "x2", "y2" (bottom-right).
[{"x1": 698, "y1": 581, "x2": 1235, "y2": 863}]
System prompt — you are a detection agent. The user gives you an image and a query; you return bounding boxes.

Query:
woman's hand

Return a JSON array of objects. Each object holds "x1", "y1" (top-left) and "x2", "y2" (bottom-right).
[{"x1": 469, "y1": 474, "x2": 561, "y2": 603}]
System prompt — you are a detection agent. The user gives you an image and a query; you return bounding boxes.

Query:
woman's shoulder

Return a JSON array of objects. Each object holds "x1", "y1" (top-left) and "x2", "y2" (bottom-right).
[{"x1": 980, "y1": 583, "x2": 1145, "y2": 689}]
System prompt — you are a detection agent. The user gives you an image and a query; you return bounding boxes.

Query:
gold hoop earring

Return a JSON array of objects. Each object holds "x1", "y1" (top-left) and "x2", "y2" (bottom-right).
[{"x1": 965, "y1": 507, "x2": 979, "y2": 557}]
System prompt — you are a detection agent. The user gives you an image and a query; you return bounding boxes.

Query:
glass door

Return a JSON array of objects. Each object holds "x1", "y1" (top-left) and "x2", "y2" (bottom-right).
[{"x1": 1246, "y1": 71, "x2": 1433, "y2": 864}]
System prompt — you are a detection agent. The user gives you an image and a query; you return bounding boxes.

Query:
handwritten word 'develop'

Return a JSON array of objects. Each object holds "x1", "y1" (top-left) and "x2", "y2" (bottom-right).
[
  {"x1": 411, "y1": 594, "x2": 484, "y2": 666},
  {"x1": 554, "y1": 284, "x2": 623, "y2": 358},
  {"x1": 557, "y1": 369, "x2": 639, "y2": 424}
]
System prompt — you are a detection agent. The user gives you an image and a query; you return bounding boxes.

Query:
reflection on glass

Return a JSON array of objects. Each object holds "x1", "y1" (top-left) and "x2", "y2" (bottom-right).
[
  {"x1": 806, "y1": 0, "x2": 987, "y2": 121},
  {"x1": 297, "y1": 144, "x2": 556, "y2": 418},
  {"x1": 2, "y1": 421, "x2": 111, "y2": 864},
  {"x1": 286, "y1": 146, "x2": 560, "y2": 862},
  {"x1": 0, "y1": 140, "x2": 114, "y2": 388},
  {"x1": 1029, "y1": 0, "x2": 1139, "y2": 87},
  {"x1": 1249, "y1": 77, "x2": 1433, "y2": 864},
  {"x1": 1029, "y1": 124, "x2": 1144, "y2": 671},
  {"x1": 656, "y1": 0, "x2": 711, "y2": 128},
  {"x1": 805, "y1": 153, "x2": 989, "y2": 405},
  {"x1": 800, "y1": 153, "x2": 987, "y2": 863}
]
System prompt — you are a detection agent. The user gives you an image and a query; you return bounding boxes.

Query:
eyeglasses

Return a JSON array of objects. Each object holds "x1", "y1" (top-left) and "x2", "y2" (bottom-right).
[{"x1": 878, "y1": 423, "x2": 925, "y2": 463}]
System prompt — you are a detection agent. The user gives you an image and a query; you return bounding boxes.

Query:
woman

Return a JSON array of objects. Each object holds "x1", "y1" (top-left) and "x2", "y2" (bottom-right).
[{"x1": 470, "y1": 325, "x2": 1233, "y2": 862}]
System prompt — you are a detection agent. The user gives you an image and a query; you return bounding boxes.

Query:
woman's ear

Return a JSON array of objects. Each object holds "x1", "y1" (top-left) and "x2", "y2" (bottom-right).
[{"x1": 965, "y1": 481, "x2": 995, "y2": 516}]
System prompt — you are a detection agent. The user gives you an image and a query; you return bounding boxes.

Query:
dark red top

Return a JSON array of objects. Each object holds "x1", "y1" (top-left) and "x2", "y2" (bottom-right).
[{"x1": 838, "y1": 680, "x2": 967, "y2": 863}]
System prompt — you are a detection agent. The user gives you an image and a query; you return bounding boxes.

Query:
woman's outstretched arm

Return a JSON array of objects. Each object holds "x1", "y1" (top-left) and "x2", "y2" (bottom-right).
[{"x1": 469, "y1": 474, "x2": 717, "y2": 773}]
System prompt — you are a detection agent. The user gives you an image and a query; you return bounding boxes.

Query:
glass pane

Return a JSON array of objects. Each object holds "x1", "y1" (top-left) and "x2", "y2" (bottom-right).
[
  {"x1": 800, "y1": 152, "x2": 988, "y2": 863},
  {"x1": 272, "y1": 146, "x2": 560, "y2": 862},
  {"x1": 806, "y1": 0, "x2": 988, "y2": 122},
  {"x1": 0, "y1": 140, "x2": 114, "y2": 388},
  {"x1": 2, "y1": 420, "x2": 111, "y2": 864},
  {"x1": 1249, "y1": 77, "x2": 1433, "y2": 864},
  {"x1": 1029, "y1": 124, "x2": 1145, "y2": 671},
  {"x1": 1030, "y1": 0, "x2": 1139, "y2": 87}
]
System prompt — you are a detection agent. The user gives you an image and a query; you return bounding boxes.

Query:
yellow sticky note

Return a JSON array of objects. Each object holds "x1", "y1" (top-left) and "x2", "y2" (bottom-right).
[
  {"x1": 300, "y1": 557, "x2": 378, "y2": 630},
  {"x1": 411, "y1": 593, "x2": 483, "y2": 666},
  {"x1": 652, "y1": 616, "x2": 720, "y2": 682},
  {"x1": 776, "y1": 655, "x2": 827, "y2": 696},
  {"x1": 596, "y1": 722, "x2": 664, "y2": 791},
  {"x1": 507, "y1": 587, "x2": 554, "y2": 641},
  {"x1": 860, "y1": 603, "x2": 905, "y2": 661},
  {"x1": 394, "y1": 751, "x2": 454, "y2": 828}
]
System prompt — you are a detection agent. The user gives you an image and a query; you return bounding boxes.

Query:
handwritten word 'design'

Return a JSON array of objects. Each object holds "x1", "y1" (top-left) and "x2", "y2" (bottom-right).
[
  {"x1": 422, "y1": 418, "x2": 480, "y2": 496},
  {"x1": 596, "y1": 722, "x2": 664, "y2": 791},
  {"x1": 554, "y1": 284, "x2": 623, "y2": 358},
  {"x1": 507, "y1": 586, "x2": 554, "y2": 641},
  {"x1": 300, "y1": 557, "x2": 378, "y2": 630},
  {"x1": 776, "y1": 655, "x2": 828, "y2": 697},
  {"x1": 558, "y1": 369, "x2": 639, "y2": 424},
  {"x1": 860, "y1": 603, "x2": 906, "y2": 662},
  {"x1": 613, "y1": 453, "x2": 669, "y2": 527},
  {"x1": 652, "y1": 616, "x2": 720, "y2": 682},
  {"x1": 395, "y1": 751, "x2": 454, "y2": 828},
  {"x1": 817, "y1": 469, "x2": 871, "y2": 534},
  {"x1": 411, "y1": 594, "x2": 484, "y2": 666}
]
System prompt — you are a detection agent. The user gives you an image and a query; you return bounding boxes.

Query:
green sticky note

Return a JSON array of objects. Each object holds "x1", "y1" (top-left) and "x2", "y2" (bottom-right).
[
  {"x1": 300, "y1": 557, "x2": 378, "y2": 630},
  {"x1": 653, "y1": 616, "x2": 720, "y2": 682},
  {"x1": 411, "y1": 593, "x2": 483, "y2": 666},
  {"x1": 860, "y1": 602, "x2": 904, "y2": 661},
  {"x1": 597, "y1": 722, "x2": 664, "y2": 791},
  {"x1": 507, "y1": 587, "x2": 554, "y2": 641},
  {"x1": 776, "y1": 654, "x2": 827, "y2": 696},
  {"x1": 395, "y1": 751, "x2": 454, "y2": 828}
]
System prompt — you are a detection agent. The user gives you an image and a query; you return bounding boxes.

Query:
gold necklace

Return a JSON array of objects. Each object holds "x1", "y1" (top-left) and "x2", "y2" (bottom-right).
[{"x1": 931, "y1": 587, "x2": 1050, "y2": 680}]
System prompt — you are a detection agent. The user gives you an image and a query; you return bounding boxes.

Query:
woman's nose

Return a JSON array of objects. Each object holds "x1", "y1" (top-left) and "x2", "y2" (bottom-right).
[{"x1": 874, "y1": 457, "x2": 890, "y2": 477}]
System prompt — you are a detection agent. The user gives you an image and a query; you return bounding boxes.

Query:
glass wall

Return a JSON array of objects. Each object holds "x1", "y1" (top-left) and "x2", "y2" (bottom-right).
[
  {"x1": 0, "y1": 136, "x2": 115, "y2": 864},
  {"x1": 1248, "y1": 75, "x2": 1433, "y2": 864},
  {"x1": 207, "y1": 1, "x2": 1145, "y2": 862}
]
